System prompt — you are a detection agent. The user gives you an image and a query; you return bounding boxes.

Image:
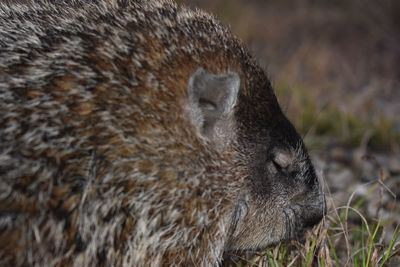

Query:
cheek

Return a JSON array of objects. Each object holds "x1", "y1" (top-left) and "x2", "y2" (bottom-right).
[
  {"x1": 226, "y1": 198, "x2": 288, "y2": 250},
  {"x1": 249, "y1": 164, "x2": 274, "y2": 197},
  {"x1": 249, "y1": 168, "x2": 297, "y2": 201}
]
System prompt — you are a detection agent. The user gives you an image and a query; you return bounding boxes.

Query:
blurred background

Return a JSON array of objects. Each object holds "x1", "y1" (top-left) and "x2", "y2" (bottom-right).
[
  {"x1": 178, "y1": 0, "x2": 400, "y2": 148},
  {"x1": 178, "y1": 0, "x2": 399, "y2": 265}
]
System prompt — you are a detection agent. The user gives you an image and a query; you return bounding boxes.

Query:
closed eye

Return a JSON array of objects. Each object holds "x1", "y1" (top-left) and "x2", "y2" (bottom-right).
[
  {"x1": 272, "y1": 150, "x2": 293, "y2": 175},
  {"x1": 272, "y1": 158, "x2": 289, "y2": 174},
  {"x1": 273, "y1": 151, "x2": 291, "y2": 167}
]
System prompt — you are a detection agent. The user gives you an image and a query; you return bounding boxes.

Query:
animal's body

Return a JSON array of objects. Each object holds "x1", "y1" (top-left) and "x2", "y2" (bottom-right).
[{"x1": 0, "y1": 0, "x2": 324, "y2": 266}]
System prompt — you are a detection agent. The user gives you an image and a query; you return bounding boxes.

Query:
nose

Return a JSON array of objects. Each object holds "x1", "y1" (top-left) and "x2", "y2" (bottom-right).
[
  {"x1": 303, "y1": 193, "x2": 326, "y2": 229},
  {"x1": 303, "y1": 164, "x2": 326, "y2": 228},
  {"x1": 303, "y1": 208, "x2": 324, "y2": 229}
]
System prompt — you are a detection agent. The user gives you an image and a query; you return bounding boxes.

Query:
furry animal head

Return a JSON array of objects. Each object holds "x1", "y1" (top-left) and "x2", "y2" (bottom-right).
[
  {"x1": 0, "y1": 0, "x2": 325, "y2": 265},
  {"x1": 186, "y1": 65, "x2": 325, "y2": 252}
]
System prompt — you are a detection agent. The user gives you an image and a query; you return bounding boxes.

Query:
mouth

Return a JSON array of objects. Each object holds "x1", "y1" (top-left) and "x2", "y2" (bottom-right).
[
  {"x1": 283, "y1": 200, "x2": 325, "y2": 241},
  {"x1": 225, "y1": 192, "x2": 325, "y2": 253}
]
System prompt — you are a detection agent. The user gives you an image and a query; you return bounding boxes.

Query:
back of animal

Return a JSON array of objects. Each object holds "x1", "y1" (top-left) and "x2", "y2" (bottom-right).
[{"x1": 0, "y1": 0, "x2": 325, "y2": 266}]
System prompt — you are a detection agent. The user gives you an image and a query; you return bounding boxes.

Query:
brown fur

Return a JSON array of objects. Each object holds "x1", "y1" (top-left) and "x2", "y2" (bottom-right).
[{"x1": 0, "y1": 0, "x2": 324, "y2": 266}]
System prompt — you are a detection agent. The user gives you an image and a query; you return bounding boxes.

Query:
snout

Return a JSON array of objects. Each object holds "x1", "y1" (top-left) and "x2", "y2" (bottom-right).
[
  {"x1": 302, "y1": 194, "x2": 325, "y2": 229},
  {"x1": 299, "y1": 191, "x2": 326, "y2": 230},
  {"x1": 293, "y1": 164, "x2": 326, "y2": 230},
  {"x1": 289, "y1": 185, "x2": 326, "y2": 231}
]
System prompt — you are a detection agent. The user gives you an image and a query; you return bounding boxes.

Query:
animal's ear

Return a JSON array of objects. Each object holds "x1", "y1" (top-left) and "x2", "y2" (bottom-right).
[{"x1": 187, "y1": 67, "x2": 240, "y2": 150}]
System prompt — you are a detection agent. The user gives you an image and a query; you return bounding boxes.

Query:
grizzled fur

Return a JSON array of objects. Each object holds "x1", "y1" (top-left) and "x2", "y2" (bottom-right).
[{"x1": 0, "y1": 0, "x2": 325, "y2": 266}]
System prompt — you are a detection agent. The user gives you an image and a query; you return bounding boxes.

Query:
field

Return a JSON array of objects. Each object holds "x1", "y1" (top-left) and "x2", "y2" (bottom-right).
[{"x1": 178, "y1": 1, "x2": 400, "y2": 266}]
